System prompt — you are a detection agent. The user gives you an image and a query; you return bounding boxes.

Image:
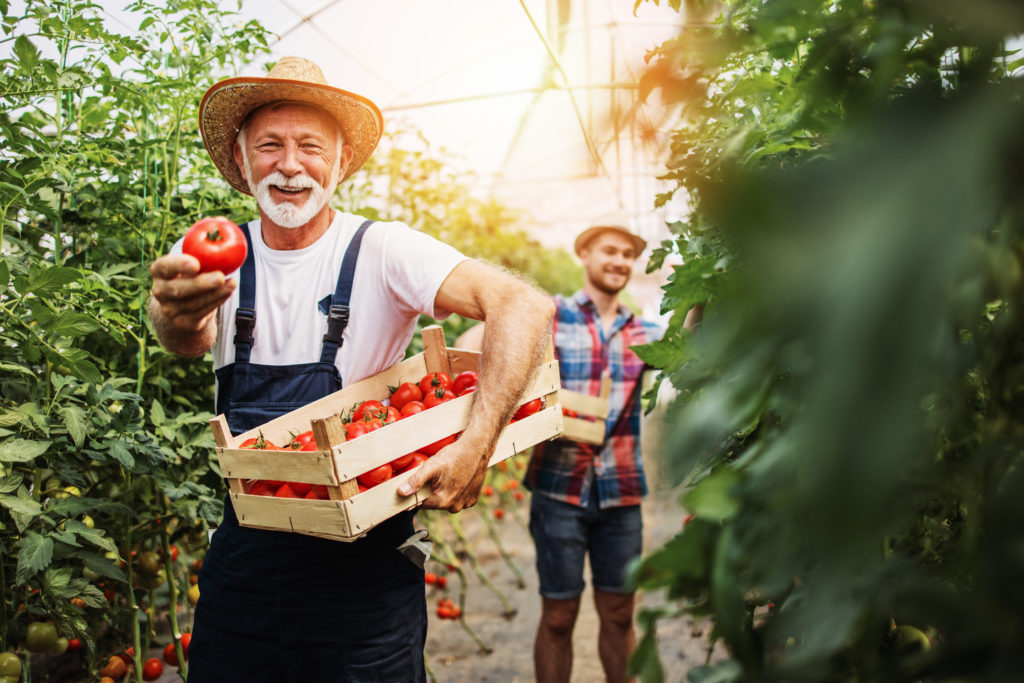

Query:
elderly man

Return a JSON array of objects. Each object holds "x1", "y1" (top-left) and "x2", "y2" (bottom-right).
[{"x1": 148, "y1": 57, "x2": 553, "y2": 682}]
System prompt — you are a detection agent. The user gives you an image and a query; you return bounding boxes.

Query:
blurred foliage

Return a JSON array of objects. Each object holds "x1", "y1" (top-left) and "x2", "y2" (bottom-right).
[{"x1": 629, "y1": 0, "x2": 1024, "y2": 681}]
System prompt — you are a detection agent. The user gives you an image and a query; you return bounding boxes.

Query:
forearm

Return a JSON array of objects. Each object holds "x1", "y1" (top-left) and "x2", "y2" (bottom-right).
[{"x1": 463, "y1": 285, "x2": 554, "y2": 454}]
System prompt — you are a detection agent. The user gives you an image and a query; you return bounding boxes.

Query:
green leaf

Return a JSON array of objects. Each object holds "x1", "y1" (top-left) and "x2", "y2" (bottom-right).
[
  {"x1": 13, "y1": 34, "x2": 40, "y2": 71},
  {"x1": 0, "y1": 473, "x2": 22, "y2": 494},
  {"x1": 0, "y1": 362, "x2": 37, "y2": 381},
  {"x1": 0, "y1": 438, "x2": 50, "y2": 463},
  {"x1": 81, "y1": 551, "x2": 126, "y2": 583},
  {"x1": 51, "y1": 311, "x2": 101, "y2": 336},
  {"x1": 102, "y1": 439, "x2": 135, "y2": 468},
  {"x1": 60, "y1": 405, "x2": 87, "y2": 447},
  {"x1": 0, "y1": 490, "x2": 42, "y2": 517},
  {"x1": 687, "y1": 660, "x2": 742, "y2": 683},
  {"x1": 17, "y1": 531, "x2": 54, "y2": 583},
  {"x1": 27, "y1": 265, "x2": 81, "y2": 295},
  {"x1": 150, "y1": 399, "x2": 165, "y2": 427},
  {"x1": 683, "y1": 468, "x2": 741, "y2": 522}
]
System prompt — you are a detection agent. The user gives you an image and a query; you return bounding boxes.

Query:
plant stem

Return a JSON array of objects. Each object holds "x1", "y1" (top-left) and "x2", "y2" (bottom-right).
[
  {"x1": 448, "y1": 515, "x2": 516, "y2": 617},
  {"x1": 159, "y1": 498, "x2": 187, "y2": 679}
]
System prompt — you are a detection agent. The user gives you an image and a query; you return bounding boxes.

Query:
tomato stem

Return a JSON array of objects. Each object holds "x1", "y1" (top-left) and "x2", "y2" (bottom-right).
[{"x1": 205, "y1": 227, "x2": 224, "y2": 242}]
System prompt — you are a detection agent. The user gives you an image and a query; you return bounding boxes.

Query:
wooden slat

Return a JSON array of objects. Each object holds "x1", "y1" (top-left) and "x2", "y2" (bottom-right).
[
  {"x1": 559, "y1": 388, "x2": 610, "y2": 418},
  {"x1": 217, "y1": 449, "x2": 338, "y2": 484},
  {"x1": 341, "y1": 468, "x2": 433, "y2": 539},
  {"x1": 559, "y1": 415, "x2": 606, "y2": 445},
  {"x1": 421, "y1": 325, "x2": 452, "y2": 378},
  {"x1": 447, "y1": 348, "x2": 481, "y2": 375},
  {"x1": 488, "y1": 405, "x2": 563, "y2": 466},
  {"x1": 231, "y1": 494, "x2": 351, "y2": 538}
]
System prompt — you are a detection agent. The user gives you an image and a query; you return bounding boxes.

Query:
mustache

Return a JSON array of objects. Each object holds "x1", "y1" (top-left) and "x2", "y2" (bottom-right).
[{"x1": 258, "y1": 171, "x2": 318, "y2": 191}]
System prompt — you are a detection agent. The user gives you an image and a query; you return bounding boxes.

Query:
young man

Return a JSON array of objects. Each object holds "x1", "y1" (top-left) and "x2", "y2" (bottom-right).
[
  {"x1": 526, "y1": 218, "x2": 663, "y2": 683},
  {"x1": 148, "y1": 56, "x2": 553, "y2": 682}
]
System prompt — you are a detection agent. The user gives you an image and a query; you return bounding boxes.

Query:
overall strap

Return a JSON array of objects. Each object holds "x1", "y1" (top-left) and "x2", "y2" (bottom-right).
[
  {"x1": 233, "y1": 223, "x2": 256, "y2": 363},
  {"x1": 320, "y1": 219, "x2": 374, "y2": 364}
]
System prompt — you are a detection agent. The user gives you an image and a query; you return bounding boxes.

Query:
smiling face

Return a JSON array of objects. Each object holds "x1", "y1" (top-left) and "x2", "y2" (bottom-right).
[
  {"x1": 579, "y1": 229, "x2": 638, "y2": 296},
  {"x1": 233, "y1": 101, "x2": 354, "y2": 232}
]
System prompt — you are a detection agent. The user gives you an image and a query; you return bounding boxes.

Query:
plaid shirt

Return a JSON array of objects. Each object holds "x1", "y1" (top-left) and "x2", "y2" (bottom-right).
[{"x1": 526, "y1": 291, "x2": 663, "y2": 508}]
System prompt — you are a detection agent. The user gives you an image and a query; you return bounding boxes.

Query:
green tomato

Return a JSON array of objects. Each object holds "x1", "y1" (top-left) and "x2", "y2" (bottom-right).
[
  {"x1": 81, "y1": 514, "x2": 95, "y2": 528},
  {"x1": 49, "y1": 637, "x2": 69, "y2": 655},
  {"x1": 0, "y1": 652, "x2": 21, "y2": 677},
  {"x1": 25, "y1": 621, "x2": 59, "y2": 653},
  {"x1": 137, "y1": 550, "x2": 162, "y2": 576}
]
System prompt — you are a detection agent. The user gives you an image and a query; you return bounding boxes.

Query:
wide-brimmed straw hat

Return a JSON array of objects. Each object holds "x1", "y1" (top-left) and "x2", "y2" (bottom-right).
[
  {"x1": 198, "y1": 56, "x2": 383, "y2": 195},
  {"x1": 573, "y1": 212, "x2": 648, "y2": 257}
]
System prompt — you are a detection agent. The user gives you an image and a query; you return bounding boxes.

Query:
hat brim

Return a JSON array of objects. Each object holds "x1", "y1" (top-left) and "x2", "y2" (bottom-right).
[
  {"x1": 199, "y1": 77, "x2": 383, "y2": 195},
  {"x1": 574, "y1": 226, "x2": 647, "y2": 258}
]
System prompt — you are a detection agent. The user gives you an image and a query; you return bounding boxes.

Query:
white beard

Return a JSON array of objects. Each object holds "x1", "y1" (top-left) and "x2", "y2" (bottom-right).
[{"x1": 243, "y1": 157, "x2": 340, "y2": 229}]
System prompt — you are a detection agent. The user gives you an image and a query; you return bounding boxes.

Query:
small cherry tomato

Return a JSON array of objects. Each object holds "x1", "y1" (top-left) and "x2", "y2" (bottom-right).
[{"x1": 182, "y1": 216, "x2": 247, "y2": 275}]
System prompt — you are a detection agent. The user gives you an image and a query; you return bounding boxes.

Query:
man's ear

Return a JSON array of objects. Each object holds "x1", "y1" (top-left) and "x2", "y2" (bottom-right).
[{"x1": 232, "y1": 141, "x2": 246, "y2": 180}]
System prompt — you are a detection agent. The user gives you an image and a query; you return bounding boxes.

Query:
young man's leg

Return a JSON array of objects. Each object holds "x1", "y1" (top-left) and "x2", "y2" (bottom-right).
[
  {"x1": 593, "y1": 589, "x2": 636, "y2": 683},
  {"x1": 535, "y1": 595, "x2": 581, "y2": 683},
  {"x1": 530, "y1": 494, "x2": 589, "y2": 683}
]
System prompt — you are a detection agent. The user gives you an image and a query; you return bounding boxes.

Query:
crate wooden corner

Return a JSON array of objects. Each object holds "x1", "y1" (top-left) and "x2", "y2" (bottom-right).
[
  {"x1": 556, "y1": 373, "x2": 610, "y2": 446},
  {"x1": 210, "y1": 325, "x2": 563, "y2": 542}
]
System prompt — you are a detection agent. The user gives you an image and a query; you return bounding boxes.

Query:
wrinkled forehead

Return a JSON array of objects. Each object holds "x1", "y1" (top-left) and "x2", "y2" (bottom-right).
[{"x1": 241, "y1": 100, "x2": 343, "y2": 141}]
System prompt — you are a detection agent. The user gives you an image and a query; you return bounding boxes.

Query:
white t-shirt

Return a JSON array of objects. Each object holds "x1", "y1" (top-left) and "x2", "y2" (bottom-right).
[{"x1": 171, "y1": 211, "x2": 468, "y2": 386}]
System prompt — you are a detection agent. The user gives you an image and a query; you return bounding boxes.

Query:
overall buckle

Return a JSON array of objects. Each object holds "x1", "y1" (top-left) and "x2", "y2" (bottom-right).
[
  {"x1": 323, "y1": 304, "x2": 350, "y2": 345},
  {"x1": 234, "y1": 308, "x2": 256, "y2": 346}
]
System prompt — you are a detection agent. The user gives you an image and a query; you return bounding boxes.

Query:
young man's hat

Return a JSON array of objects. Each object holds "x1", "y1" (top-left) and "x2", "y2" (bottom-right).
[
  {"x1": 573, "y1": 212, "x2": 648, "y2": 257},
  {"x1": 198, "y1": 56, "x2": 383, "y2": 195}
]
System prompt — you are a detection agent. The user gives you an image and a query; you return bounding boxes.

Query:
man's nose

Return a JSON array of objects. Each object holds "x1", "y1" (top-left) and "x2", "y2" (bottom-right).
[{"x1": 277, "y1": 142, "x2": 303, "y2": 175}]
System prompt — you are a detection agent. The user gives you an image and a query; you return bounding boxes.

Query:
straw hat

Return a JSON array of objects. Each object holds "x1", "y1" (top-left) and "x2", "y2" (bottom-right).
[
  {"x1": 573, "y1": 212, "x2": 647, "y2": 257},
  {"x1": 198, "y1": 56, "x2": 383, "y2": 195}
]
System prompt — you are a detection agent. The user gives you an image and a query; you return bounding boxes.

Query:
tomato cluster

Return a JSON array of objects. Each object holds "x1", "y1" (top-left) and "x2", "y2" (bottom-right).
[{"x1": 436, "y1": 597, "x2": 461, "y2": 620}]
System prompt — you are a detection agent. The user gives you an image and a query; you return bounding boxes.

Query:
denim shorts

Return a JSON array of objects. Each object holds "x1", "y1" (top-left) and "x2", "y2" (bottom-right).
[{"x1": 529, "y1": 492, "x2": 643, "y2": 599}]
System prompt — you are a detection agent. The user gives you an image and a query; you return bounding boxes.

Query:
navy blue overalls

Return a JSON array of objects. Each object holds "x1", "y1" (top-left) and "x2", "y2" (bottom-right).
[{"x1": 188, "y1": 221, "x2": 427, "y2": 683}]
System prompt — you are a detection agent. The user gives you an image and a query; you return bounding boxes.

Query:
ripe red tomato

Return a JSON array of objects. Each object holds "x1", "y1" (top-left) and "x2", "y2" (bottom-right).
[
  {"x1": 67, "y1": 638, "x2": 82, "y2": 651},
  {"x1": 353, "y1": 399, "x2": 386, "y2": 423},
  {"x1": 390, "y1": 452, "x2": 417, "y2": 471},
  {"x1": 423, "y1": 387, "x2": 453, "y2": 409},
  {"x1": 164, "y1": 633, "x2": 191, "y2": 666},
  {"x1": 382, "y1": 406, "x2": 401, "y2": 424},
  {"x1": 239, "y1": 434, "x2": 277, "y2": 450},
  {"x1": 402, "y1": 453, "x2": 428, "y2": 472},
  {"x1": 419, "y1": 371, "x2": 453, "y2": 397},
  {"x1": 482, "y1": 485, "x2": 494, "y2": 497},
  {"x1": 288, "y1": 430, "x2": 318, "y2": 451},
  {"x1": 436, "y1": 575, "x2": 448, "y2": 589},
  {"x1": 562, "y1": 407, "x2": 580, "y2": 418},
  {"x1": 494, "y1": 508, "x2": 505, "y2": 520},
  {"x1": 273, "y1": 483, "x2": 301, "y2": 499},
  {"x1": 357, "y1": 463, "x2": 393, "y2": 488},
  {"x1": 514, "y1": 398, "x2": 543, "y2": 421},
  {"x1": 310, "y1": 484, "x2": 330, "y2": 499},
  {"x1": 142, "y1": 656, "x2": 164, "y2": 681},
  {"x1": 363, "y1": 417, "x2": 384, "y2": 431},
  {"x1": 400, "y1": 401, "x2": 426, "y2": 418},
  {"x1": 421, "y1": 433, "x2": 457, "y2": 456},
  {"x1": 182, "y1": 216, "x2": 247, "y2": 275},
  {"x1": 389, "y1": 382, "x2": 422, "y2": 411},
  {"x1": 246, "y1": 480, "x2": 279, "y2": 496},
  {"x1": 452, "y1": 370, "x2": 479, "y2": 396},
  {"x1": 286, "y1": 481, "x2": 312, "y2": 496},
  {"x1": 424, "y1": 572, "x2": 437, "y2": 585},
  {"x1": 345, "y1": 421, "x2": 370, "y2": 440}
]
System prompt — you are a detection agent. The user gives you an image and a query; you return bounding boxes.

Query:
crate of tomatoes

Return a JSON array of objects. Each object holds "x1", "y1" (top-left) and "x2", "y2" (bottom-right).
[
  {"x1": 209, "y1": 325, "x2": 563, "y2": 542},
  {"x1": 556, "y1": 373, "x2": 611, "y2": 446}
]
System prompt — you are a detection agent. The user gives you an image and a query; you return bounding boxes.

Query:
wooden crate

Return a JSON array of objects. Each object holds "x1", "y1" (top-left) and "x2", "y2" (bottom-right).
[
  {"x1": 209, "y1": 325, "x2": 563, "y2": 542},
  {"x1": 557, "y1": 373, "x2": 610, "y2": 446}
]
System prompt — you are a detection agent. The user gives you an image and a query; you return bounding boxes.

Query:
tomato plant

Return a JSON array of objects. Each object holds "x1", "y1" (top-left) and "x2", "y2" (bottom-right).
[{"x1": 182, "y1": 216, "x2": 247, "y2": 275}]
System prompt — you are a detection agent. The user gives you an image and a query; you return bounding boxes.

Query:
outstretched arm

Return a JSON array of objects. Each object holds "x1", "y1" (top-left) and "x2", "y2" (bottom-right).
[{"x1": 397, "y1": 260, "x2": 554, "y2": 512}]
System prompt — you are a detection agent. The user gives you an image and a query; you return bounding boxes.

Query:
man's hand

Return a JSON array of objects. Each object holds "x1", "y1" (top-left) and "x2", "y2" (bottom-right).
[
  {"x1": 149, "y1": 254, "x2": 236, "y2": 356},
  {"x1": 397, "y1": 432, "x2": 490, "y2": 512}
]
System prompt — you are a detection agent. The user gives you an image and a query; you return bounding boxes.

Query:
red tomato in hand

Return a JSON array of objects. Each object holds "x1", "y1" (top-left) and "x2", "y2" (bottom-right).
[
  {"x1": 419, "y1": 372, "x2": 453, "y2": 397},
  {"x1": 357, "y1": 463, "x2": 393, "y2": 488},
  {"x1": 182, "y1": 216, "x2": 247, "y2": 275},
  {"x1": 353, "y1": 399, "x2": 386, "y2": 423},
  {"x1": 390, "y1": 382, "x2": 422, "y2": 411},
  {"x1": 452, "y1": 370, "x2": 478, "y2": 395},
  {"x1": 514, "y1": 398, "x2": 543, "y2": 421},
  {"x1": 400, "y1": 401, "x2": 426, "y2": 418}
]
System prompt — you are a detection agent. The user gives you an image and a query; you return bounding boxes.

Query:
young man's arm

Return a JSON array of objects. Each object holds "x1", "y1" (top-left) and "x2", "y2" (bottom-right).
[
  {"x1": 149, "y1": 253, "x2": 236, "y2": 357},
  {"x1": 397, "y1": 259, "x2": 555, "y2": 512}
]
